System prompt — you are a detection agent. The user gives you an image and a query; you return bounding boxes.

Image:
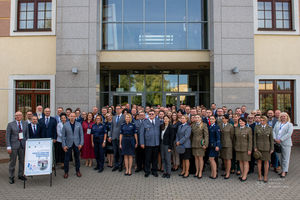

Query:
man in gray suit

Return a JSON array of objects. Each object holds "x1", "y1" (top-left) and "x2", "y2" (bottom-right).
[
  {"x1": 109, "y1": 105, "x2": 125, "y2": 172},
  {"x1": 140, "y1": 110, "x2": 160, "y2": 177},
  {"x1": 6, "y1": 111, "x2": 28, "y2": 184},
  {"x1": 62, "y1": 113, "x2": 84, "y2": 179}
]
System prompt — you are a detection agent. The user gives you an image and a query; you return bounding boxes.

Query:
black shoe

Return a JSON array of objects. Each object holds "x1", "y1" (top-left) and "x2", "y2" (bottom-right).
[
  {"x1": 118, "y1": 167, "x2": 123, "y2": 172},
  {"x1": 145, "y1": 173, "x2": 150, "y2": 177},
  {"x1": 209, "y1": 176, "x2": 217, "y2": 179},
  {"x1": 240, "y1": 178, "x2": 247, "y2": 182},
  {"x1": 166, "y1": 174, "x2": 170, "y2": 178},
  {"x1": 183, "y1": 174, "x2": 189, "y2": 178},
  {"x1": 224, "y1": 176, "x2": 230, "y2": 180},
  {"x1": 9, "y1": 177, "x2": 14, "y2": 184},
  {"x1": 124, "y1": 173, "x2": 128, "y2": 176},
  {"x1": 198, "y1": 176, "x2": 202, "y2": 179},
  {"x1": 98, "y1": 168, "x2": 104, "y2": 173},
  {"x1": 135, "y1": 168, "x2": 142, "y2": 173},
  {"x1": 178, "y1": 173, "x2": 184, "y2": 176},
  {"x1": 94, "y1": 167, "x2": 99, "y2": 171},
  {"x1": 152, "y1": 172, "x2": 158, "y2": 177},
  {"x1": 238, "y1": 177, "x2": 242, "y2": 180},
  {"x1": 112, "y1": 167, "x2": 118, "y2": 171},
  {"x1": 162, "y1": 173, "x2": 167, "y2": 178},
  {"x1": 18, "y1": 176, "x2": 27, "y2": 181}
]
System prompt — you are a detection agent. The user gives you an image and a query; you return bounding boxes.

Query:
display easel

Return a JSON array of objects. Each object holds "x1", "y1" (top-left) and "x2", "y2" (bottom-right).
[{"x1": 23, "y1": 138, "x2": 54, "y2": 189}]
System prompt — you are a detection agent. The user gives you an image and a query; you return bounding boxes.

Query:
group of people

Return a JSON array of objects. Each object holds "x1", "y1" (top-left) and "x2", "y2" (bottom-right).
[{"x1": 6, "y1": 103, "x2": 294, "y2": 184}]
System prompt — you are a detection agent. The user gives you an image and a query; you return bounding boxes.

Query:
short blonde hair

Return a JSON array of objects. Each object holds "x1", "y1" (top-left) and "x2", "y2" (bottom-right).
[
  {"x1": 279, "y1": 112, "x2": 291, "y2": 123},
  {"x1": 125, "y1": 113, "x2": 132, "y2": 123}
]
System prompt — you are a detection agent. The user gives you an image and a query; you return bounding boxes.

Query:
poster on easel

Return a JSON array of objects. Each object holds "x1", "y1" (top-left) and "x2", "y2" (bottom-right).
[{"x1": 24, "y1": 138, "x2": 53, "y2": 176}]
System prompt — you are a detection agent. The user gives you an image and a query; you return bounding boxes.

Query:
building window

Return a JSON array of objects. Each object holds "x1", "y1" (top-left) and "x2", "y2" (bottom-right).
[
  {"x1": 102, "y1": 0, "x2": 208, "y2": 50},
  {"x1": 15, "y1": 80, "x2": 50, "y2": 117},
  {"x1": 257, "y1": 0, "x2": 292, "y2": 30},
  {"x1": 18, "y1": 0, "x2": 52, "y2": 31},
  {"x1": 259, "y1": 80, "x2": 294, "y2": 123}
]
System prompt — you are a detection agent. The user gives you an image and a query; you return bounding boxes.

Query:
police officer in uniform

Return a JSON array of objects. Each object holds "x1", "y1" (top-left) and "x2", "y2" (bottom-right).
[{"x1": 91, "y1": 115, "x2": 107, "y2": 173}]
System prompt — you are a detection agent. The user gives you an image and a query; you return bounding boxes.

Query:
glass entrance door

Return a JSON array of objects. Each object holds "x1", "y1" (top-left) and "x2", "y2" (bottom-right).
[
  {"x1": 112, "y1": 95, "x2": 129, "y2": 107},
  {"x1": 180, "y1": 95, "x2": 196, "y2": 107}
]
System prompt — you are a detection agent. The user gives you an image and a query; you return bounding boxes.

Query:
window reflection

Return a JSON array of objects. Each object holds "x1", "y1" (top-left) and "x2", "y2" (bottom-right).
[
  {"x1": 102, "y1": 0, "x2": 208, "y2": 50},
  {"x1": 164, "y1": 75, "x2": 178, "y2": 92}
]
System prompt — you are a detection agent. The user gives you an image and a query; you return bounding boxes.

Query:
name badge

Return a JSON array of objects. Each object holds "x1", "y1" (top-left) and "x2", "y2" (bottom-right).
[
  {"x1": 87, "y1": 129, "x2": 91, "y2": 134},
  {"x1": 19, "y1": 132, "x2": 24, "y2": 140}
]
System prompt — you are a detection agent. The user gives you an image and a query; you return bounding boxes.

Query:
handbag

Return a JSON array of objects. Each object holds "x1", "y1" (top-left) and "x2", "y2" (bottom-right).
[
  {"x1": 274, "y1": 143, "x2": 282, "y2": 153},
  {"x1": 176, "y1": 145, "x2": 185, "y2": 154}
]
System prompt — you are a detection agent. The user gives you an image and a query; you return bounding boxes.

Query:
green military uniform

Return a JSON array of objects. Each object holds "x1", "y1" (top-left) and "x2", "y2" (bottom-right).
[
  {"x1": 254, "y1": 124, "x2": 274, "y2": 161},
  {"x1": 191, "y1": 122, "x2": 209, "y2": 157},
  {"x1": 234, "y1": 126, "x2": 252, "y2": 161},
  {"x1": 220, "y1": 123, "x2": 234, "y2": 160}
]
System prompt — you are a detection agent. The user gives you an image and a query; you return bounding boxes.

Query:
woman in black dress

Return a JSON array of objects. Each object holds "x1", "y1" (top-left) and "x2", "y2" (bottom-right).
[{"x1": 119, "y1": 114, "x2": 138, "y2": 175}]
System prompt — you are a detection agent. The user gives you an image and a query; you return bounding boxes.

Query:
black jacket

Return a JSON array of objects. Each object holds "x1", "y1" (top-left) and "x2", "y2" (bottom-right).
[
  {"x1": 160, "y1": 125, "x2": 174, "y2": 150},
  {"x1": 28, "y1": 123, "x2": 42, "y2": 139}
]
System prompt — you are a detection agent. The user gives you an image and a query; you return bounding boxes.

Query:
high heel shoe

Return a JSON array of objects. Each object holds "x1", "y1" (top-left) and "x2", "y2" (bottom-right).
[{"x1": 183, "y1": 174, "x2": 189, "y2": 178}]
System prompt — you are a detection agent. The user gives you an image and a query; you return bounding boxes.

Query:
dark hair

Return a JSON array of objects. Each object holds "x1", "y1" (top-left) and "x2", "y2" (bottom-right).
[
  {"x1": 122, "y1": 108, "x2": 129, "y2": 114},
  {"x1": 161, "y1": 115, "x2": 170, "y2": 130},
  {"x1": 239, "y1": 117, "x2": 247, "y2": 124},
  {"x1": 60, "y1": 112, "x2": 67, "y2": 118},
  {"x1": 66, "y1": 108, "x2": 72, "y2": 112},
  {"x1": 223, "y1": 114, "x2": 230, "y2": 120}
]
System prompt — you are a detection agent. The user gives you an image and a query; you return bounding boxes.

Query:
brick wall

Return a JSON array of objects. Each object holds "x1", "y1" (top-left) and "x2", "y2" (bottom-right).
[
  {"x1": 1, "y1": 129, "x2": 300, "y2": 147},
  {"x1": 0, "y1": 130, "x2": 6, "y2": 146}
]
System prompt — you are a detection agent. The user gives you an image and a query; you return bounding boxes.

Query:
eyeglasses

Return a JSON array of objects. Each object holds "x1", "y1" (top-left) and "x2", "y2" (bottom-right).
[{"x1": 149, "y1": 113, "x2": 154, "y2": 115}]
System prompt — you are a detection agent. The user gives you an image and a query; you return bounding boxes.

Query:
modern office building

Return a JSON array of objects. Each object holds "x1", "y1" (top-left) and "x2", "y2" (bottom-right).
[{"x1": 0, "y1": 0, "x2": 300, "y2": 145}]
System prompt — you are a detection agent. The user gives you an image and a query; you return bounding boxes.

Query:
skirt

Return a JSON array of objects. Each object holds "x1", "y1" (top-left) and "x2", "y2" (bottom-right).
[
  {"x1": 180, "y1": 148, "x2": 192, "y2": 160},
  {"x1": 220, "y1": 147, "x2": 233, "y2": 160},
  {"x1": 208, "y1": 147, "x2": 219, "y2": 158},
  {"x1": 121, "y1": 136, "x2": 136, "y2": 156},
  {"x1": 259, "y1": 151, "x2": 271, "y2": 161},
  {"x1": 192, "y1": 148, "x2": 205, "y2": 157},
  {"x1": 105, "y1": 140, "x2": 114, "y2": 154},
  {"x1": 236, "y1": 151, "x2": 251, "y2": 161},
  {"x1": 81, "y1": 133, "x2": 95, "y2": 159}
]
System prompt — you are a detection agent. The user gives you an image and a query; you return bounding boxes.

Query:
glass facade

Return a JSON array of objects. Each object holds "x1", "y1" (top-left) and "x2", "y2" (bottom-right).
[
  {"x1": 100, "y1": 69, "x2": 210, "y2": 108},
  {"x1": 102, "y1": 0, "x2": 208, "y2": 50}
]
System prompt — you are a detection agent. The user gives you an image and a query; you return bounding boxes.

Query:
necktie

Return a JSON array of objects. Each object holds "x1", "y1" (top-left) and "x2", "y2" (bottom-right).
[
  {"x1": 34, "y1": 125, "x2": 36, "y2": 134},
  {"x1": 208, "y1": 118, "x2": 211, "y2": 126},
  {"x1": 116, "y1": 116, "x2": 119, "y2": 124},
  {"x1": 152, "y1": 120, "x2": 154, "y2": 126},
  {"x1": 46, "y1": 118, "x2": 49, "y2": 126},
  {"x1": 18, "y1": 122, "x2": 22, "y2": 133}
]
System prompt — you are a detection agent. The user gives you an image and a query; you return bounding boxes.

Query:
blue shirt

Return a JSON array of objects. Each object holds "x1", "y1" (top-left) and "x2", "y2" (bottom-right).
[
  {"x1": 120, "y1": 122, "x2": 137, "y2": 136},
  {"x1": 91, "y1": 123, "x2": 107, "y2": 138}
]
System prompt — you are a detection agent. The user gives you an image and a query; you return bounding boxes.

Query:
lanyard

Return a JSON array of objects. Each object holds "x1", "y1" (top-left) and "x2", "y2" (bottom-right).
[{"x1": 279, "y1": 123, "x2": 286, "y2": 131}]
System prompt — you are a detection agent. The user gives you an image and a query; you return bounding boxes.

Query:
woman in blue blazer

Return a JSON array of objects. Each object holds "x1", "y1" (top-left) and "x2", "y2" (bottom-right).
[
  {"x1": 176, "y1": 115, "x2": 192, "y2": 178},
  {"x1": 208, "y1": 116, "x2": 221, "y2": 179}
]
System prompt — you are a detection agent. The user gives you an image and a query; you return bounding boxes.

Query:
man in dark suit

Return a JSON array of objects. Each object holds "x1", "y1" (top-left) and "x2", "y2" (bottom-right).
[
  {"x1": 33, "y1": 105, "x2": 45, "y2": 120},
  {"x1": 240, "y1": 105, "x2": 249, "y2": 119},
  {"x1": 28, "y1": 116, "x2": 41, "y2": 138},
  {"x1": 6, "y1": 111, "x2": 28, "y2": 184},
  {"x1": 249, "y1": 114, "x2": 261, "y2": 174},
  {"x1": 39, "y1": 108, "x2": 57, "y2": 140},
  {"x1": 140, "y1": 110, "x2": 161, "y2": 177}
]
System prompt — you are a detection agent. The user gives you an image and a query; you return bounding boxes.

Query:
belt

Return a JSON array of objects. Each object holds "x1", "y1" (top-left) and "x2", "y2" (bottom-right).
[{"x1": 123, "y1": 135, "x2": 134, "y2": 137}]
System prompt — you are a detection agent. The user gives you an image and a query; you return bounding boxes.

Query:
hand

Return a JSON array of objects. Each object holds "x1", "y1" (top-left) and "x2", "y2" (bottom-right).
[
  {"x1": 275, "y1": 139, "x2": 281, "y2": 144},
  {"x1": 254, "y1": 148, "x2": 257, "y2": 152},
  {"x1": 108, "y1": 138, "x2": 112, "y2": 143},
  {"x1": 92, "y1": 143, "x2": 94, "y2": 148},
  {"x1": 215, "y1": 147, "x2": 219, "y2": 152},
  {"x1": 168, "y1": 149, "x2": 172, "y2": 152},
  {"x1": 102, "y1": 142, "x2": 106, "y2": 148},
  {"x1": 176, "y1": 142, "x2": 180, "y2": 146},
  {"x1": 119, "y1": 144, "x2": 122, "y2": 149},
  {"x1": 135, "y1": 144, "x2": 138, "y2": 148},
  {"x1": 63, "y1": 146, "x2": 68, "y2": 152},
  {"x1": 141, "y1": 145, "x2": 145, "y2": 149},
  {"x1": 78, "y1": 145, "x2": 82, "y2": 150},
  {"x1": 7, "y1": 149, "x2": 12, "y2": 154},
  {"x1": 53, "y1": 139, "x2": 56, "y2": 143},
  {"x1": 202, "y1": 145, "x2": 206, "y2": 149},
  {"x1": 247, "y1": 151, "x2": 251, "y2": 155},
  {"x1": 270, "y1": 150, "x2": 274, "y2": 154}
]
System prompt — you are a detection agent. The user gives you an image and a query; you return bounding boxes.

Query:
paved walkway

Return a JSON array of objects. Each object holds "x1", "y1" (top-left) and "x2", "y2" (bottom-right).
[{"x1": 0, "y1": 147, "x2": 299, "y2": 200}]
